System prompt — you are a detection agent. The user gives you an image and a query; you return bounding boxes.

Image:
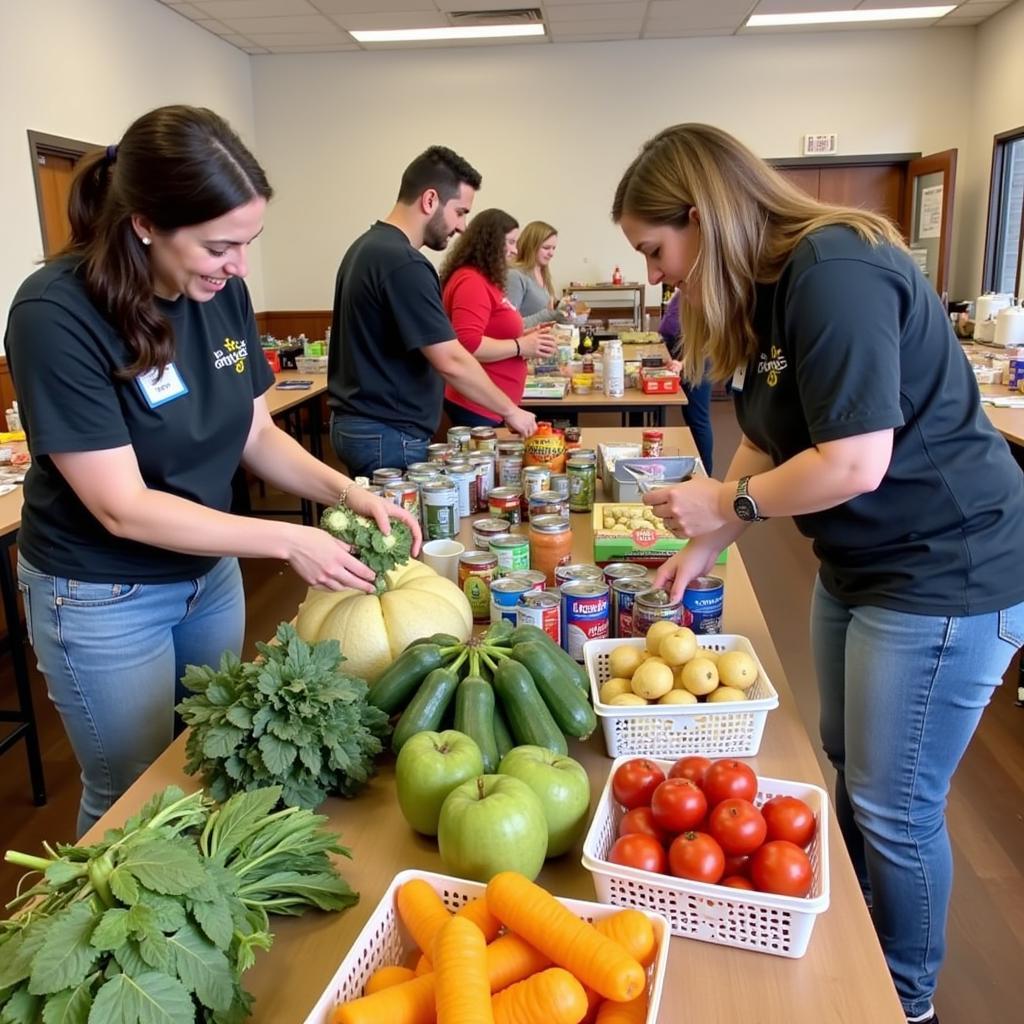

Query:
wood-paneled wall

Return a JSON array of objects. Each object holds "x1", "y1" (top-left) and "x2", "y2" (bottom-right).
[{"x1": 255, "y1": 310, "x2": 332, "y2": 341}]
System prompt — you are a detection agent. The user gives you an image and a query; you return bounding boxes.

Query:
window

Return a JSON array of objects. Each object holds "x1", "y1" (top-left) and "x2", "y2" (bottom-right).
[{"x1": 983, "y1": 127, "x2": 1024, "y2": 296}]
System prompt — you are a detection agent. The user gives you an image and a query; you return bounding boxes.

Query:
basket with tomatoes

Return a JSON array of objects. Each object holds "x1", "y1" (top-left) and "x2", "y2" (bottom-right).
[{"x1": 581, "y1": 755, "x2": 830, "y2": 959}]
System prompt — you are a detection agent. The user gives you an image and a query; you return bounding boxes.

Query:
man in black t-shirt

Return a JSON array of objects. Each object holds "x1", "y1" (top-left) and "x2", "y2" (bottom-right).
[{"x1": 329, "y1": 146, "x2": 537, "y2": 477}]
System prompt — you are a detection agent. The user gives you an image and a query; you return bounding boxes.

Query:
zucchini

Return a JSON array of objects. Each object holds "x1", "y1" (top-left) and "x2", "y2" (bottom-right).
[
  {"x1": 454, "y1": 676, "x2": 499, "y2": 772},
  {"x1": 510, "y1": 641, "x2": 597, "y2": 740},
  {"x1": 492, "y1": 703, "x2": 515, "y2": 760},
  {"x1": 492, "y1": 659, "x2": 567, "y2": 756},
  {"x1": 391, "y1": 667, "x2": 460, "y2": 753},
  {"x1": 484, "y1": 619, "x2": 515, "y2": 645},
  {"x1": 409, "y1": 633, "x2": 462, "y2": 650},
  {"x1": 508, "y1": 625, "x2": 591, "y2": 692},
  {"x1": 368, "y1": 643, "x2": 446, "y2": 714}
]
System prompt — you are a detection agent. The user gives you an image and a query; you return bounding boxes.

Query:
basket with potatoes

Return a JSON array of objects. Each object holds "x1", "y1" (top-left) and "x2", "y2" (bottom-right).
[{"x1": 582, "y1": 621, "x2": 779, "y2": 759}]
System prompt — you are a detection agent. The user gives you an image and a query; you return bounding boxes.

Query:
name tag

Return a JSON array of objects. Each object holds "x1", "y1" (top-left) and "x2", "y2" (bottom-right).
[
  {"x1": 137, "y1": 364, "x2": 189, "y2": 408},
  {"x1": 731, "y1": 365, "x2": 747, "y2": 392}
]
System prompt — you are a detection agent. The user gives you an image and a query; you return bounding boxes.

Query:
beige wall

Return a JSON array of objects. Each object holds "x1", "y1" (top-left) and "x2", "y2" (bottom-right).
[
  {"x1": 251, "y1": 28, "x2": 975, "y2": 310},
  {"x1": 0, "y1": 0, "x2": 263, "y2": 316}
]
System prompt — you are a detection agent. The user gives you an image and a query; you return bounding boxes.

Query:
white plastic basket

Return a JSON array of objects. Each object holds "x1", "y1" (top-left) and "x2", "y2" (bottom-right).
[
  {"x1": 302, "y1": 869, "x2": 671, "y2": 1024},
  {"x1": 584, "y1": 636, "x2": 779, "y2": 758},
  {"x1": 582, "y1": 756, "x2": 830, "y2": 958}
]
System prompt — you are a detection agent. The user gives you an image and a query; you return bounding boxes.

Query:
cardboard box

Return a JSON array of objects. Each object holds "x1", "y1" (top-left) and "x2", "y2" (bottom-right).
[{"x1": 591, "y1": 502, "x2": 729, "y2": 568}]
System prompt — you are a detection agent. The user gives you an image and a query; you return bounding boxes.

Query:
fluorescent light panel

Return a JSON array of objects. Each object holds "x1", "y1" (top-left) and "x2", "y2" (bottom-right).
[
  {"x1": 350, "y1": 24, "x2": 546, "y2": 43},
  {"x1": 747, "y1": 6, "x2": 956, "y2": 27}
]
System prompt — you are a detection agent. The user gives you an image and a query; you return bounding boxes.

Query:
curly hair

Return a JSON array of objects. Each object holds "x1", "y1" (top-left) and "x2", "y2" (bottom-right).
[{"x1": 440, "y1": 208, "x2": 519, "y2": 288}]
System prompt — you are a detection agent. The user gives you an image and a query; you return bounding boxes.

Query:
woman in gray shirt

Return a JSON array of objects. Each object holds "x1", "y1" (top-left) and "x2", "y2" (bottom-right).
[{"x1": 506, "y1": 220, "x2": 565, "y2": 327}]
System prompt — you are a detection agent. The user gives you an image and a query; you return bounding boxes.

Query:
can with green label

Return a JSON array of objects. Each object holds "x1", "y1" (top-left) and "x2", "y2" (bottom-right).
[
  {"x1": 489, "y1": 533, "x2": 530, "y2": 576},
  {"x1": 420, "y1": 479, "x2": 459, "y2": 540},
  {"x1": 567, "y1": 457, "x2": 596, "y2": 513}
]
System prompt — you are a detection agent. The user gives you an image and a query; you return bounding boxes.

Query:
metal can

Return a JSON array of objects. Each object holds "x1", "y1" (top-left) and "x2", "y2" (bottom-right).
[
  {"x1": 488, "y1": 486, "x2": 522, "y2": 525},
  {"x1": 420, "y1": 479, "x2": 459, "y2": 540},
  {"x1": 407, "y1": 461, "x2": 439, "y2": 476},
  {"x1": 372, "y1": 467, "x2": 403, "y2": 487},
  {"x1": 472, "y1": 517, "x2": 512, "y2": 550},
  {"x1": 571, "y1": 448, "x2": 597, "y2": 462},
  {"x1": 561, "y1": 580, "x2": 611, "y2": 661},
  {"x1": 603, "y1": 562, "x2": 649, "y2": 585},
  {"x1": 521, "y1": 465, "x2": 551, "y2": 520},
  {"x1": 517, "y1": 591, "x2": 562, "y2": 646},
  {"x1": 383, "y1": 480, "x2": 420, "y2": 521},
  {"x1": 490, "y1": 576, "x2": 531, "y2": 625},
  {"x1": 427, "y1": 442, "x2": 454, "y2": 463},
  {"x1": 549, "y1": 473, "x2": 570, "y2": 500},
  {"x1": 632, "y1": 588, "x2": 684, "y2": 638},
  {"x1": 362, "y1": 485, "x2": 385, "y2": 497},
  {"x1": 508, "y1": 569, "x2": 546, "y2": 592},
  {"x1": 497, "y1": 441, "x2": 524, "y2": 487},
  {"x1": 567, "y1": 457, "x2": 596, "y2": 513},
  {"x1": 458, "y1": 550, "x2": 498, "y2": 624},
  {"x1": 445, "y1": 460, "x2": 477, "y2": 519},
  {"x1": 468, "y1": 452, "x2": 496, "y2": 512},
  {"x1": 489, "y1": 534, "x2": 531, "y2": 576},
  {"x1": 407, "y1": 467, "x2": 441, "y2": 486},
  {"x1": 555, "y1": 563, "x2": 604, "y2": 588},
  {"x1": 683, "y1": 575, "x2": 725, "y2": 634},
  {"x1": 528, "y1": 490, "x2": 568, "y2": 520},
  {"x1": 447, "y1": 426, "x2": 472, "y2": 453},
  {"x1": 611, "y1": 578, "x2": 655, "y2": 639},
  {"x1": 642, "y1": 430, "x2": 664, "y2": 458},
  {"x1": 470, "y1": 425, "x2": 498, "y2": 452},
  {"x1": 564, "y1": 425, "x2": 581, "y2": 450}
]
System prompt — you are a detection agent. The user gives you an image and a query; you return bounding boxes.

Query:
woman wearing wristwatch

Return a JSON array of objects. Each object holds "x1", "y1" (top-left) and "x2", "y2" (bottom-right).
[
  {"x1": 612, "y1": 124, "x2": 1024, "y2": 1024},
  {"x1": 440, "y1": 209, "x2": 558, "y2": 428}
]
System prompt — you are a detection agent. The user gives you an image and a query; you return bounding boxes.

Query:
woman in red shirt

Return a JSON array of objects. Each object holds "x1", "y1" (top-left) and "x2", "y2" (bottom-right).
[{"x1": 441, "y1": 209, "x2": 557, "y2": 427}]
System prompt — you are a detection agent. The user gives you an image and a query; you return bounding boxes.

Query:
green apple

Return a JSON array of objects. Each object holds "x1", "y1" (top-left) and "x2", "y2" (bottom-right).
[
  {"x1": 437, "y1": 774, "x2": 548, "y2": 882},
  {"x1": 498, "y1": 745, "x2": 591, "y2": 857},
  {"x1": 395, "y1": 730, "x2": 484, "y2": 836}
]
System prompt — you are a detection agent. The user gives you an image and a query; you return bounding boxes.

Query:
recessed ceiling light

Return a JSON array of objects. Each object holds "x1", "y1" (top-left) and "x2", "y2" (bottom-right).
[
  {"x1": 350, "y1": 24, "x2": 546, "y2": 43},
  {"x1": 746, "y1": 6, "x2": 955, "y2": 28}
]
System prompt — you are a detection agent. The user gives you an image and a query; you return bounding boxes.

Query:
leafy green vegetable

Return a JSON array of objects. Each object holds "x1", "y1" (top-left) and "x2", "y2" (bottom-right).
[
  {"x1": 1, "y1": 785, "x2": 357, "y2": 1024},
  {"x1": 178, "y1": 624, "x2": 390, "y2": 810},
  {"x1": 320, "y1": 503, "x2": 413, "y2": 594}
]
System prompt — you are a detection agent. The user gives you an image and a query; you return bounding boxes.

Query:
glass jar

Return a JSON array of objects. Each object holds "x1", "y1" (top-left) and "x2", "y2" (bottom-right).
[{"x1": 528, "y1": 514, "x2": 573, "y2": 586}]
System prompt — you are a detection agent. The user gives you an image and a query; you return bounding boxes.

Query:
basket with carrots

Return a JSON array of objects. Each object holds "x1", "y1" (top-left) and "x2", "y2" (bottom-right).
[{"x1": 302, "y1": 869, "x2": 670, "y2": 1024}]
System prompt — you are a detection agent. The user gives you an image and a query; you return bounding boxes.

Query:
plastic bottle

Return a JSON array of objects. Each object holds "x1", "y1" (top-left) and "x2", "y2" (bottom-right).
[
  {"x1": 612, "y1": 266, "x2": 623, "y2": 285},
  {"x1": 604, "y1": 339, "x2": 625, "y2": 398}
]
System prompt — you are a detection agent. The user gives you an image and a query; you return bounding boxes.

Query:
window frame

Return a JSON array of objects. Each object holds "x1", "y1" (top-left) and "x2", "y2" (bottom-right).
[{"x1": 981, "y1": 124, "x2": 1024, "y2": 296}]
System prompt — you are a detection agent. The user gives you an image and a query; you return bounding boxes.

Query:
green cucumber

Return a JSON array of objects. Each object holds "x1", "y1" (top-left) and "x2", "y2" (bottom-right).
[
  {"x1": 492, "y1": 659, "x2": 567, "y2": 756},
  {"x1": 391, "y1": 667, "x2": 460, "y2": 753},
  {"x1": 484, "y1": 619, "x2": 515, "y2": 645},
  {"x1": 492, "y1": 703, "x2": 515, "y2": 760},
  {"x1": 454, "y1": 676, "x2": 499, "y2": 772},
  {"x1": 369, "y1": 643, "x2": 446, "y2": 714},
  {"x1": 510, "y1": 641, "x2": 597, "y2": 740},
  {"x1": 508, "y1": 625, "x2": 591, "y2": 692},
  {"x1": 409, "y1": 633, "x2": 462, "y2": 650}
]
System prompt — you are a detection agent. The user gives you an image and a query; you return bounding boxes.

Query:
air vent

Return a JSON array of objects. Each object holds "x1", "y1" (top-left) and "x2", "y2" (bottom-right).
[{"x1": 449, "y1": 8, "x2": 543, "y2": 26}]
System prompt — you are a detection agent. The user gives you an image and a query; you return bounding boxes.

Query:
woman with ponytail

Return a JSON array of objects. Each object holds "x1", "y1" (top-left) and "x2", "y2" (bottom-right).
[{"x1": 3, "y1": 106, "x2": 419, "y2": 833}]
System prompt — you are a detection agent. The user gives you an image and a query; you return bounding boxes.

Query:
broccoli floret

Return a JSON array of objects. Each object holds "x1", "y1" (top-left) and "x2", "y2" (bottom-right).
[
  {"x1": 318, "y1": 503, "x2": 413, "y2": 592},
  {"x1": 320, "y1": 505, "x2": 354, "y2": 538}
]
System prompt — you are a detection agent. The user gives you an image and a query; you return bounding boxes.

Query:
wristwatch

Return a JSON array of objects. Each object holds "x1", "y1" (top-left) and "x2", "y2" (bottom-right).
[{"x1": 733, "y1": 476, "x2": 766, "y2": 523}]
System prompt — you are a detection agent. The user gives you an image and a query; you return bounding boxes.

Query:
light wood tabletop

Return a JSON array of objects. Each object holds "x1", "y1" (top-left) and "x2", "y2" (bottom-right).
[
  {"x1": 264, "y1": 370, "x2": 328, "y2": 417},
  {"x1": 81, "y1": 425, "x2": 903, "y2": 1024}
]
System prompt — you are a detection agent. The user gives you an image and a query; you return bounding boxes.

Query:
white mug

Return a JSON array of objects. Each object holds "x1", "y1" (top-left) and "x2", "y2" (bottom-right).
[{"x1": 421, "y1": 539, "x2": 464, "y2": 584}]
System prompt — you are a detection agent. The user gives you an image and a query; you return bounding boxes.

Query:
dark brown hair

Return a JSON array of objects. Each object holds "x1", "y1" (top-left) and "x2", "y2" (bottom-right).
[
  {"x1": 62, "y1": 105, "x2": 272, "y2": 377},
  {"x1": 440, "y1": 208, "x2": 518, "y2": 288},
  {"x1": 397, "y1": 145, "x2": 482, "y2": 204}
]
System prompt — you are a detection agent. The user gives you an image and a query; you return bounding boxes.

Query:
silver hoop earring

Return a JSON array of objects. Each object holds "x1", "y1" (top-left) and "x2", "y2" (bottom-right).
[{"x1": 141, "y1": 237, "x2": 151, "y2": 246}]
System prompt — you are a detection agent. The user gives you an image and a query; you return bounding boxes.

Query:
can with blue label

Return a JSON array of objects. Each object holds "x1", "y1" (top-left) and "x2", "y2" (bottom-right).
[
  {"x1": 561, "y1": 580, "x2": 610, "y2": 661},
  {"x1": 682, "y1": 575, "x2": 725, "y2": 634},
  {"x1": 490, "y1": 576, "x2": 532, "y2": 625}
]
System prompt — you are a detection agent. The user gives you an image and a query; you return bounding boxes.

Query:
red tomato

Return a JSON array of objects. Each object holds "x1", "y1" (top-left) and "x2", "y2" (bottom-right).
[
  {"x1": 668, "y1": 756, "x2": 712, "y2": 787},
  {"x1": 750, "y1": 840, "x2": 813, "y2": 897},
  {"x1": 612, "y1": 759, "x2": 666, "y2": 811},
  {"x1": 667, "y1": 831, "x2": 725, "y2": 884},
  {"x1": 761, "y1": 796, "x2": 816, "y2": 848},
  {"x1": 650, "y1": 778, "x2": 707, "y2": 834},
  {"x1": 619, "y1": 806, "x2": 670, "y2": 845},
  {"x1": 702, "y1": 759, "x2": 758, "y2": 808},
  {"x1": 609, "y1": 833, "x2": 668, "y2": 874},
  {"x1": 721, "y1": 875, "x2": 755, "y2": 890},
  {"x1": 708, "y1": 798, "x2": 768, "y2": 856},
  {"x1": 722, "y1": 853, "x2": 751, "y2": 878}
]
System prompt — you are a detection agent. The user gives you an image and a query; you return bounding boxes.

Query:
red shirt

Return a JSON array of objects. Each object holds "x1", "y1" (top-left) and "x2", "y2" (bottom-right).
[{"x1": 442, "y1": 266, "x2": 525, "y2": 420}]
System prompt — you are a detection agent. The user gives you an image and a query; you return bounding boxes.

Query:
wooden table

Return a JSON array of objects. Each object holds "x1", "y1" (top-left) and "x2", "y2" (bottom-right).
[{"x1": 82, "y1": 426, "x2": 903, "y2": 1024}]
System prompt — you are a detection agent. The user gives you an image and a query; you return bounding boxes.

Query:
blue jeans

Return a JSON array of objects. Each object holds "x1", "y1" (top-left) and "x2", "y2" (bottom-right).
[
  {"x1": 17, "y1": 555, "x2": 245, "y2": 836},
  {"x1": 444, "y1": 399, "x2": 502, "y2": 429},
  {"x1": 681, "y1": 378, "x2": 714, "y2": 476},
  {"x1": 330, "y1": 413, "x2": 430, "y2": 478},
  {"x1": 811, "y1": 576, "x2": 1024, "y2": 1016}
]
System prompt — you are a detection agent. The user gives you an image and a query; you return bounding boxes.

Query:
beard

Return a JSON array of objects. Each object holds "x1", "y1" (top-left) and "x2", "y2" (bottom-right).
[{"x1": 423, "y1": 207, "x2": 453, "y2": 251}]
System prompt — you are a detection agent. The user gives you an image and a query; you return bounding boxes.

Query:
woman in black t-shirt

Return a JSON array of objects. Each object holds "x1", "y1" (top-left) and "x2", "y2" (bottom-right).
[
  {"x1": 4, "y1": 106, "x2": 419, "y2": 834},
  {"x1": 612, "y1": 124, "x2": 1024, "y2": 1024}
]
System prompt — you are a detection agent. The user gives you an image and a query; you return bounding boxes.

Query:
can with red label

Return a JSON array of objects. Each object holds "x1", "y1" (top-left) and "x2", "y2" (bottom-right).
[
  {"x1": 561, "y1": 580, "x2": 610, "y2": 661},
  {"x1": 488, "y1": 486, "x2": 522, "y2": 525},
  {"x1": 683, "y1": 575, "x2": 725, "y2": 634},
  {"x1": 383, "y1": 480, "x2": 421, "y2": 522},
  {"x1": 611, "y1": 578, "x2": 655, "y2": 639},
  {"x1": 603, "y1": 562, "x2": 649, "y2": 586},
  {"x1": 642, "y1": 430, "x2": 664, "y2": 458},
  {"x1": 517, "y1": 590, "x2": 561, "y2": 646}
]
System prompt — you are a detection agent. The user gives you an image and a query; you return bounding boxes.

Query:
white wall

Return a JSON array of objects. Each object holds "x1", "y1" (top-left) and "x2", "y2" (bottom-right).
[
  {"x1": 959, "y1": 0, "x2": 1024, "y2": 299},
  {"x1": 0, "y1": 0, "x2": 263, "y2": 316},
  {"x1": 251, "y1": 28, "x2": 975, "y2": 310}
]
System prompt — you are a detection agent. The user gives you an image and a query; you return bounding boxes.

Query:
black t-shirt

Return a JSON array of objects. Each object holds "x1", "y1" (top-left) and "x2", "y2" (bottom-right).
[
  {"x1": 328, "y1": 221, "x2": 455, "y2": 435},
  {"x1": 734, "y1": 225, "x2": 1024, "y2": 616},
  {"x1": 4, "y1": 257, "x2": 275, "y2": 583}
]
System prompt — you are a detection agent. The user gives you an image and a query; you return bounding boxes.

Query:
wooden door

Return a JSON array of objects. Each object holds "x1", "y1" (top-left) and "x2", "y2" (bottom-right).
[
  {"x1": 778, "y1": 166, "x2": 820, "y2": 198},
  {"x1": 903, "y1": 149, "x2": 958, "y2": 298},
  {"x1": 818, "y1": 164, "x2": 905, "y2": 227},
  {"x1": 36, "y1": 152, "x2": 76, "y2": 255}
]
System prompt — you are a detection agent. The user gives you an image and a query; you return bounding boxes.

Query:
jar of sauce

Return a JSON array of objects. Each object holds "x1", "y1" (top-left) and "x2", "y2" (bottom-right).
[{"x1": 528, "y1": 514, "x2": 573, "y2": 586}]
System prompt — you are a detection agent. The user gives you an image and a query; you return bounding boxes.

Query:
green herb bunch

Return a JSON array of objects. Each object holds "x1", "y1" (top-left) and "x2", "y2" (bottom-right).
[
  {"x1": 320, "y1": 504, "x2": 413, "y2": 594},
  {"x1": 178, "y1": 624, "x2": 390, "y2": 810},
  {"x1": 0, "y1": 785, "x2": 357, "y2": 1024}
]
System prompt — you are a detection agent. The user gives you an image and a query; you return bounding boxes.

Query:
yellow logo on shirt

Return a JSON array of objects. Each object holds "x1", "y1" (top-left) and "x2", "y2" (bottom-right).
[
  {"x1": 214, "y1": 337, "x2": 248, "y2": 374},
  {"x1": 757, "y1": 345, "x2": 788, "y2": 387}
]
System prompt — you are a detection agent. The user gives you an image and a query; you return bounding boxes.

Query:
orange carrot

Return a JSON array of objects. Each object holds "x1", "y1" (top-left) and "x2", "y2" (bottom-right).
[
  {"x1": 485, "y1": 933, "x2": 551, "y2": 992},
  {"x1": 365, "y1": 965, "x2": 417, "y2": 995},
  {"x1": 594, "y1": 991, "x2": 649, "y2": 1024},
  {"x1": 486, "y1": 872, "x2": 646, "y2": 1003},
  {"x1": 396, "y1": 879, "x2": 453, "y2": 956},
  {"x1": 594, "y1": 910, "x2": 657, "y2": 968},
  {"x1": 414, "y1": 953, "x2": 432, "y2": 976},
  {"x1": 456, "y1": 895, "x2": 502, "y2": 942},
  {"x1": 331, "y1": 973, "x2": 436, "y2": 1024},
  {"x1": 492, "y1": 967, "x2": 588, "y2": 1024},
  {"x1": 433, "y1": 916, "x2": 493, "y2": 1024}
]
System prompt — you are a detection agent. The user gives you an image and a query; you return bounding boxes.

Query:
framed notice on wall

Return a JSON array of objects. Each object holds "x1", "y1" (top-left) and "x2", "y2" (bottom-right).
[{"x1": 918, "y1": 185, "x2": 944, "y2": 239}]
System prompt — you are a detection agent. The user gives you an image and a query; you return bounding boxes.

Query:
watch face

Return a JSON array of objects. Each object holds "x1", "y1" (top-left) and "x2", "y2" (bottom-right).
[{"x1": 734, "y1": 495, "x2": 758, "y2": 522}]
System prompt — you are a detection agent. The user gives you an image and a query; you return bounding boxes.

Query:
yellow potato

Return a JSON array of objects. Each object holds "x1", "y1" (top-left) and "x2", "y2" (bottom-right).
[
  {"x1": 609, "y1": 693, "x2": 649, "y2": 707},
  {"x1": 630, "y1": 659, "x2": 675, "y2": 700},
  {"x1": 696, "y1": 647, "x2": 719, "y2": 664},
  {"x1": 680, "y1": 657, "x2": 719, "y2": 697},
  {"x1": 608, "y1": 645, "x2": 644, "y2": 679},
  {"x1": 599, "y1": 677, "x2": 634, "y2": 703},
  {"x1": 706, "y1": 685, "x2": 748, "y2": 703},
  {"x1": 658, "y1": 689, "x2": 698, "y2": 705},
  {"x1": 646, "y1": 620, "x2": 679, "y2": 653},
  {"x1": 659, "y1": 627, "x2": 697, "y2": 667},
  {"x1": 717, "y1": 651, "x2": 758, "y2": 691}
]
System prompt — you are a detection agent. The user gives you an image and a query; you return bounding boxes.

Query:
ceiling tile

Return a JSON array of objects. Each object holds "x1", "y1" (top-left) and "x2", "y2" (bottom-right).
[
  {"x1": 951, "y1": 1, "x2": 1010, "y2": 11},
  {"x1": 261, "y1": 42, "x2": 362, "y2": 49},
  {"x1": 643, "y1": 22, "x2": 737, "y2": 36},
  {"x1": 547, "y1": 30, "x2": 641, "y2": 40},
  {"x1": 752, "y1": 1, "x2": 856, "y2": 11},
  {"x1": 545, "y1": 2, "x2": 646, "y2": 23},
  {"x1": 163, "y1": 2, "x2": 209, "y2": 18},
  {"x1": 215, "y1": 13, "x2": 339, "y2": 32},
  {"x1": 548, "y1": 18, "x2": 644, "y2": 33},
  {"x1": 311, "y1": 0, "x2": 437, "y2": 11},
  {"x1": 433, "y1": 0, "x2": 531, "y2": 10},
  {"x1": 327, "y1": 11, "x2": 448, "y2": 28},
  {"x1": 242, "y1": 30, "x2": 353, "y2": 43},
  {"x1": 192, "y1": 0, "x2": 319, "y2": 17},
  {"x1": 648, "y1": 0, "x2": 757, "y2": 31}
]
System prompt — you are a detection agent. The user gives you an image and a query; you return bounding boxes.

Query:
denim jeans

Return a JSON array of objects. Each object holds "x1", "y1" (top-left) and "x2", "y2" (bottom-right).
[
  {"x1": 681, "y1": 378, "x2": 714, "y2": 476},
  {"x1": 811, "y1": 575, "x2": 1024, "y2": 1016},
  {"x1": 330, "y1": 413, "x2": 431, "y2": 478},
  {"x1": 443, "y1": 399, "x2": 502, "y2": 429},
  {"x1": 17, "y1": 555, "x2": 245, "y2": 836}
]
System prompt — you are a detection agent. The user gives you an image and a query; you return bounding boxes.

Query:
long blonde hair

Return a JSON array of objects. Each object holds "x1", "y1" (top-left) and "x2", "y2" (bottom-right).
[
  {"x1": 513, "y1": 221, "x2": 558, "y2": 300},
  {"x1": 612, "y1": 124, "x2": 906, "y2": 383}
]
